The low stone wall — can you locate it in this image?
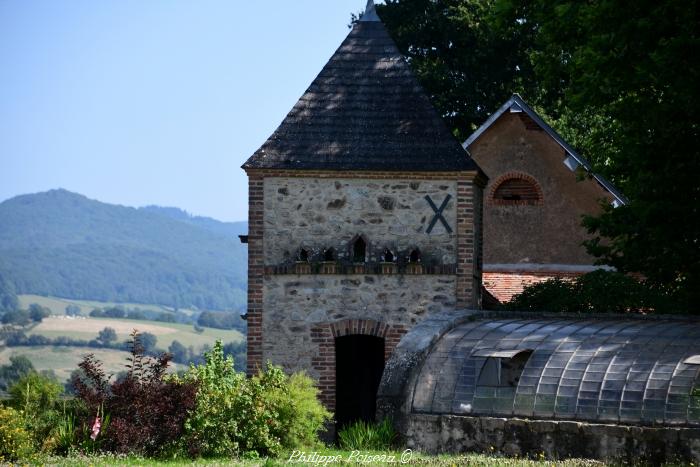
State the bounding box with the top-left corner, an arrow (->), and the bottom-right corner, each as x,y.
404,413 -> 700,464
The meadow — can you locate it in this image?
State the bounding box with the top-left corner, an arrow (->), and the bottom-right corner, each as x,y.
18,294 -> 198,317
3,295 -> 245,384
0,345 -> 150,382
28,315 -> 244,350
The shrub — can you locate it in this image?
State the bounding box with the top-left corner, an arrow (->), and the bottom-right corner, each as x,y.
504,270 -> 668,313
72,331 -> 197,456
338,418 -> 397,450
0,406 -> 34,462
178,342 -> 330,458
8,371 -> 63,451
263,372 -> 331,450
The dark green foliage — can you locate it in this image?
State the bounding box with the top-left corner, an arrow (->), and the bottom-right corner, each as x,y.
0,189 -> 247,310
197,310 -> 246,331
97,327 -> 117,345
139,332 -> 157,352
504,270 -> 668,313
168,340 -> 188,364
0,355 -> 35,391
1,309 -> 30,325
338,419 -> 398,451
28,303 -> 51,322
375,0 -> 535,139
64,304 -> 81,316
518,0 -> 699,312
103,307 -> 125,319
0,271 -> 19,312
71,331 -> 198,456
378,0 -> 698,312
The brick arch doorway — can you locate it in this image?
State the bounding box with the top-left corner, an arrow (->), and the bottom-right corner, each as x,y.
335,334 -> 385,431
310,319 -> 408,432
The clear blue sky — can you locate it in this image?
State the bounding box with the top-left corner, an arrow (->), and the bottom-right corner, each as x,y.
0,0 -> 370,222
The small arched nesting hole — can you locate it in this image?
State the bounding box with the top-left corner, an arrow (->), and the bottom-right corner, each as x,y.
323,247 -> 336,262
381,249 -> 395,263
298,248 -> 309,262
492,175 -> 542,205
409,248 -> 421,263
352,237 -> 367,263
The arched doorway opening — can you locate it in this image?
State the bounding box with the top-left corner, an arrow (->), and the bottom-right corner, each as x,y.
335,334 -> 385,431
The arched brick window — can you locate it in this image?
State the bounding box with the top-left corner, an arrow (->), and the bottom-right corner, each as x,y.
491,173 -> 543,205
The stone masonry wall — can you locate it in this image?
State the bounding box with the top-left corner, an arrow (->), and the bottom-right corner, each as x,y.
263,274 -> 456,408
404,414 -> 700,464
263,178 -> 457,265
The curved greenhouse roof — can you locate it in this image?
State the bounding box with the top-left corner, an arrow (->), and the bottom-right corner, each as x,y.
410,317 -> 700,426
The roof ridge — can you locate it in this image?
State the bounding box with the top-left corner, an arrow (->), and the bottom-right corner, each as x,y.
463,95 -> 627,206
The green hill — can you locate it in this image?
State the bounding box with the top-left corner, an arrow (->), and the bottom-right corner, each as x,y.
0,189 -> 248,311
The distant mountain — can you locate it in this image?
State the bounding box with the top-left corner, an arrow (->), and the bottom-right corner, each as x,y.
0,189 -> 248,311
140,206 -> 247,238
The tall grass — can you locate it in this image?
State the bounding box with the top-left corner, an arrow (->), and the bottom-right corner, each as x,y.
337,419 -> 396,450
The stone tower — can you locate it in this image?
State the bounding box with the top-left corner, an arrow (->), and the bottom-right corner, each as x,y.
241,0 -> 485,426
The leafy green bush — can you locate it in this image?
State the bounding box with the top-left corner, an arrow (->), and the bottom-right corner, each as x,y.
338,418 -> 397,450
503,270 -> 669,313
7,371 -> 64,452
177,341 -> 330,458
0,406 -> 34,462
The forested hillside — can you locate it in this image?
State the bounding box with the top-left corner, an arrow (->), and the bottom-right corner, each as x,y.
0,189 -> 247,310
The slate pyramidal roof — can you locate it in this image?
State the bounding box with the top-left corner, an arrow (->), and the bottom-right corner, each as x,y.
242,1 -> 480,173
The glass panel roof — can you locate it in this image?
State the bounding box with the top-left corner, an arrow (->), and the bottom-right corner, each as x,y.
410,318 -> 700,426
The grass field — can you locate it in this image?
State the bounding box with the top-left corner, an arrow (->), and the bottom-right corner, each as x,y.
18,294 -> 201,316
7,295 -> 245,384
37,450 -> 606,466
28,316 -> 244,350
0,345 -> 186,383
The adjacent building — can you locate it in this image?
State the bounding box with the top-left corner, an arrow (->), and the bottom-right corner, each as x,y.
464,95 -> 627,302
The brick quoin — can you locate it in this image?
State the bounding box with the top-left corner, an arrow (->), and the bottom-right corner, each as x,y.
246,175 -> 264,375
310,319 -> 408,411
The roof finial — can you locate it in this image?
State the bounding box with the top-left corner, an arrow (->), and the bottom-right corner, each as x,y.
359,0 -> 380,22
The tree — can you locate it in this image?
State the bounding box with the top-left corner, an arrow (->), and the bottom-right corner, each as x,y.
65,304 -> 81,316
1,309 -> 30,326
0,355 -> 35,391
0,272 -> 19,312
168,340 -> 188,364
378,0 -> 699,311
376,0 -> 536,139
103,306 -> 125,318
8,371 -> 63,414
28,303 -> 51,322
507,0 -> 700,310
139,332 -> 157,353
97,326 -> 118,346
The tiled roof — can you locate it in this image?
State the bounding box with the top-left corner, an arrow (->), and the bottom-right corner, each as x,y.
242,16 -> 479,172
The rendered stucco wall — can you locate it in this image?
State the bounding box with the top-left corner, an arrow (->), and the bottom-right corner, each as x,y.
468,113 -> 611,266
